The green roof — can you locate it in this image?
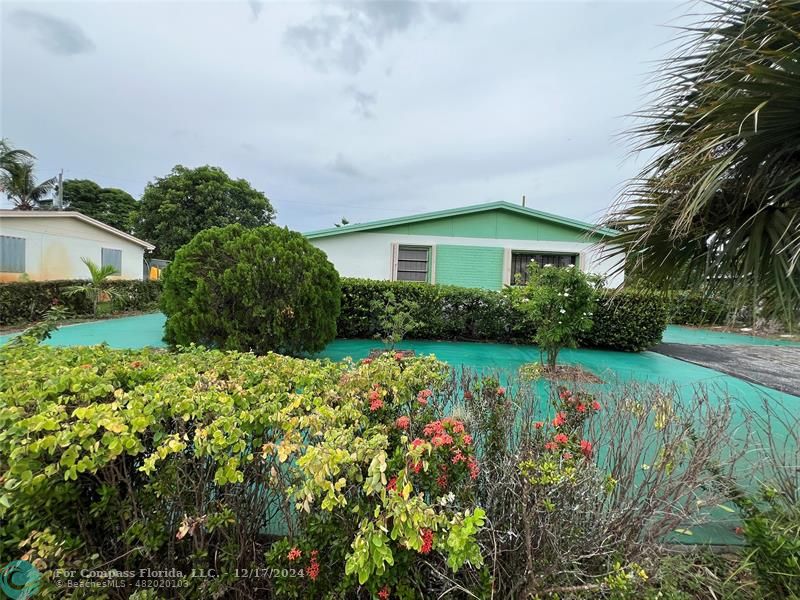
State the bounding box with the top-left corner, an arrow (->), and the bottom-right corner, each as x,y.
304,201 -> 618,239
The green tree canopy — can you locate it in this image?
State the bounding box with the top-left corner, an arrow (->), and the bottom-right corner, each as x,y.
607,0 -> 800,326
161,224 -> 340,355
61,179 -> 138,232
134,165 -> 275,259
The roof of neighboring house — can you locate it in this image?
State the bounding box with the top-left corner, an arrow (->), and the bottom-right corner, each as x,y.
0,210 -> 155,250
304,201 -> 618,239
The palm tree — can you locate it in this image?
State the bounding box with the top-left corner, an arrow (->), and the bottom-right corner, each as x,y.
607,0 -> 800,326
1,161 -> 57,210
64,258 -> 119,316
0,139 -> 34,193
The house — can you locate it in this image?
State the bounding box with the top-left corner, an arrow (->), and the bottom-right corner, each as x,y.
305,201 -> 622,289
0,211 -> 155,282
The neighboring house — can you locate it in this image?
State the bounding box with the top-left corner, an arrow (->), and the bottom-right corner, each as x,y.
306,201 -> 622,289
0,211 -> 154,282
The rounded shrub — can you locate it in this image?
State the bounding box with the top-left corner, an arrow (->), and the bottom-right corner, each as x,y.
161,224 -> 341,355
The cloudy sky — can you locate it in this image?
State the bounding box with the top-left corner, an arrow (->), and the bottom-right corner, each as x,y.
1,0 -> 688,231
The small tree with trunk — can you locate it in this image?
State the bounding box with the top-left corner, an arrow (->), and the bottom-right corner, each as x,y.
509,264 -> 598,369
64,258 -> 119,316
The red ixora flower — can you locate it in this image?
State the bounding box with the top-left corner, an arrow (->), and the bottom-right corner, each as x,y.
534,421 -> 544,429
580,440 -> 593,458
362,358 -> 373,365
370,397 -> 384,412
287,547 -> 302,561
559,388 -> 572,401
552,412 -> 567,427
308,550 -> 320,581
378,585 -> 390,599
369,389 -> 380,401
553,433 -> 569,445
395,415 -> 410,430
496,387 -> 506,397
576,403 -> 586,413
436,473 -> 448,489
387,476 -> 397,492
562,452 -> 573,460
419,528 -> 434,554
411,437 -> 425,448
467,456 -> 479,480
544,441 -> 557,451
410,460 -> 423,473
592,400 -> 601,411
394,352 -> 405,361
462,434 -> 473,446
431,433 -> 454,447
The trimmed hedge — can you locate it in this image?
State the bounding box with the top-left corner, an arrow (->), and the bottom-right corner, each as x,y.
668,292 -> 729,326
339,278 -> 668,352
0,279 -> 162,326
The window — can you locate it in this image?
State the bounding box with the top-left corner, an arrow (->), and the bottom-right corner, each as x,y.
511,252 -> 577,284
0,236 -> 25,273
396,246 -> 430,282
101,248 -> 122,274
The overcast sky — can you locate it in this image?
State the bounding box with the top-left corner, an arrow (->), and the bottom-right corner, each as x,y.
1,0 -> 688,231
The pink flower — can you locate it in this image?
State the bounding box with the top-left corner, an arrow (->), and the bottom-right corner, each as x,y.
369,389 -> 380,402
362,358 -> 373,365
553,433 -> 569,445
496,387 -> 506,397
580,439 -> 593,458
534,421 -> 544,429
394,352 -> 404,361
592,401 -> 601,411
559,389 -> 572,401
544,441 -> 557,451
431,433 -> 454,447
436,473 -> 448,489
308,550 -> 320,580
576,403 -> 586,413
467,456 -> 480,480
562,452 -> 573,460
387,476 -> 397,492
378,586 -> 390,600
287,547 -> 302,561
451,450 -> 465,464
552,412 -> 567,427
370,398 -> 384,412
410,461 -> 423,473
417,393 -> 429,406
411,437 -> 425,448
395,415 -> 410,430
462,434 -> 473,446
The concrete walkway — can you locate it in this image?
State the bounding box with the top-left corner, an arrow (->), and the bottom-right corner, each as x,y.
654,343 -> 800,397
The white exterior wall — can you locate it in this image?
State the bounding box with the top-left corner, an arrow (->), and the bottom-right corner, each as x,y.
311,232 -> 624,288
0,216 -> 146,281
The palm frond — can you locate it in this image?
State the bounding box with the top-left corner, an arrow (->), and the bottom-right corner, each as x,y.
608,0 -> 800,325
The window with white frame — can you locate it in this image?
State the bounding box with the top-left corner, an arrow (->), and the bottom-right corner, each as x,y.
396,246 -> 430,282
0,235 -> 25,273
101,248 -> 122,274
511,252 -> 577,284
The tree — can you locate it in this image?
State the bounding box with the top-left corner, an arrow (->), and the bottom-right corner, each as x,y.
607,0 -> 800,326
64,258 -> 120,316
1,161 -> 56,210
134,165 -> 275,259
161,224 -> 341,355
0,139 -> 33,182
61,179 -> 138,232
506,265 -> 597,369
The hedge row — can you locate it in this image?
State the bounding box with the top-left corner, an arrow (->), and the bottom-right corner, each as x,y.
338,278 -> 668,351
0,279 -> 162,326
668,292 -> 730,326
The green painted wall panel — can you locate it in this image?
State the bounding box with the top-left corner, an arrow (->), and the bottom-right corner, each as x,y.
435,245 -> 504,290
373,210 -> 597,242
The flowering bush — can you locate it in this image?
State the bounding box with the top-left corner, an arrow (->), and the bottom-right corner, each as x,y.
505,264 -> 599,368
264,354 -> 486,598
0,342 -> 485,599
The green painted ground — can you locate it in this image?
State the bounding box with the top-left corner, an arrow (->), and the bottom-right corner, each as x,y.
662,325 -> 799,346
3,312 -> 796,545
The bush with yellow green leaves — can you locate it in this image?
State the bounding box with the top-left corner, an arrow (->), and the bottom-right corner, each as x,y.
0,341 -> 484,599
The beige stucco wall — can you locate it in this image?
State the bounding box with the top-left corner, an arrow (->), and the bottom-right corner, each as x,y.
0,216 -> 146,281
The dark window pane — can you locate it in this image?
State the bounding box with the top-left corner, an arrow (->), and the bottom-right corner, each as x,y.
511,253 -> 577,284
